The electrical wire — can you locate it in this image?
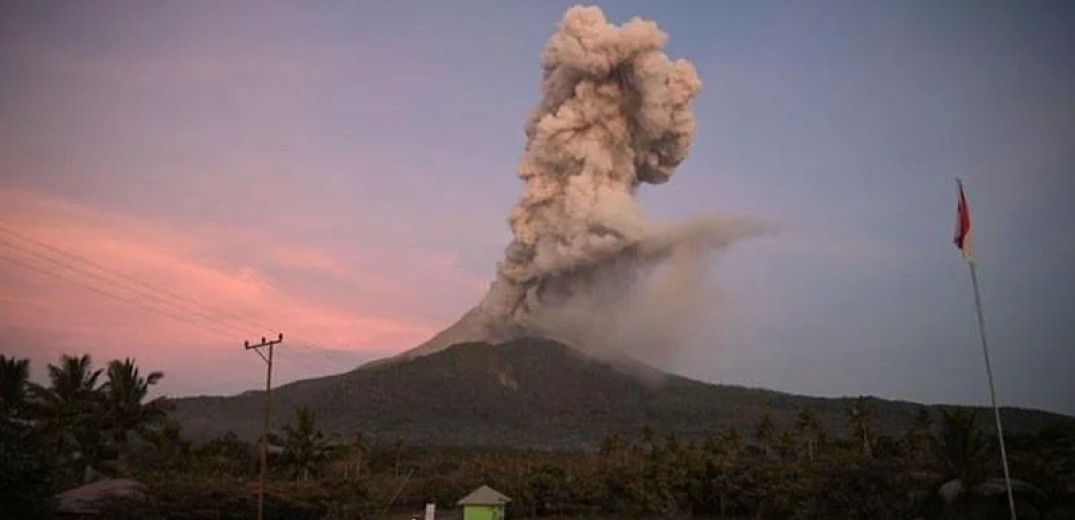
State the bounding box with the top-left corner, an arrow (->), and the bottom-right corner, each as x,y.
0,250 -> 241,341
0,236 -> 257,338
0,224 -> 379,372
0,224 -> 276,335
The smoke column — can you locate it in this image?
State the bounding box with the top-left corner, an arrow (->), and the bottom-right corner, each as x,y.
403,6 -> 769,361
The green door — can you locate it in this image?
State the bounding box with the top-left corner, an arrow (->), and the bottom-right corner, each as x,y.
463,505 -> 495,520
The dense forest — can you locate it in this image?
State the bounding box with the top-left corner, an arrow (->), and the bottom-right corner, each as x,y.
2,353 -> 1073,519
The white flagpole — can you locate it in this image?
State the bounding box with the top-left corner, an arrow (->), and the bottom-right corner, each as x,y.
959,179 -> 1017,520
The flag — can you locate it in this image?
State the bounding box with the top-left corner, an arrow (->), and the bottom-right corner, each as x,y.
955,179 -> 973,262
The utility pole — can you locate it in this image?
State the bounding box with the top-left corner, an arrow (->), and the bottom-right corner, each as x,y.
245,333 -> 283,520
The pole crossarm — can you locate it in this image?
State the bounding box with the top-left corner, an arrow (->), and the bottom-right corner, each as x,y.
245,334 -> 284,352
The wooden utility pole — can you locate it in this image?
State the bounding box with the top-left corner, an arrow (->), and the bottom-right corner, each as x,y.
245,333 -> 283,520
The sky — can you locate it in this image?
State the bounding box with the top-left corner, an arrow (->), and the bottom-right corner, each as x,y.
1,1 -> 1072,415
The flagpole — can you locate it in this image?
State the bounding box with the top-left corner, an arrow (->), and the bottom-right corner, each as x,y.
966,248 -> 1018,520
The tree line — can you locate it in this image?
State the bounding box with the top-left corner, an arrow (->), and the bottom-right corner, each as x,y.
2,353 -> 1073,519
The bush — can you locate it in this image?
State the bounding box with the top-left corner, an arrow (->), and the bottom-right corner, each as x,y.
95,473 -> 382,520
0,420 -> 56,519
810,459 -> 920,520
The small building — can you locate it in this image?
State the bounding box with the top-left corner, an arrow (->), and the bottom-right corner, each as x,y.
457,485 -> 510,520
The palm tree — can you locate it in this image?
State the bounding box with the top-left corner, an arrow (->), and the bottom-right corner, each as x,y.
754,413 -> 775,458
934,408 -> 990,486
906,406 -> 933,463
795,408 -> 823,462
846,396 -> 874,458
640,425 -> 656,453
281,406 -> 331,481
776,430 -> 798,462
600,433 -> 633,469
718,426 -> 744,460
103,358 -> 171,446
343,431 -> 367,479
31,354 -> 104,416
600,433 -> 624,458
713,427 -> 744,520
140,418 -> 187,469
0,355 -> 31,420
29,354 -> 106,482
923,408 -> 1047,515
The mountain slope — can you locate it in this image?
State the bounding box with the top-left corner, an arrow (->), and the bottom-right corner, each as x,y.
172,338 -> 1073,448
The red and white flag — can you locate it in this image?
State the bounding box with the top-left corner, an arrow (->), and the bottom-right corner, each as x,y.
954,179 -> 974,262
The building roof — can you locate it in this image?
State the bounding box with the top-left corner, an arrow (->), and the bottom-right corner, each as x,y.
457,485 -> 511,506
56,478 -> 144,514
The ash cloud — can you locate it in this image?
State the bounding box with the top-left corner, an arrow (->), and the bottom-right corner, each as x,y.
520,215 -> 770,367
405,6 -> 770,363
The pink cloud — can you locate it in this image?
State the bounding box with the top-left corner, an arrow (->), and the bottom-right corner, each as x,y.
271,244 -> 351,277
0,189 -> 482,363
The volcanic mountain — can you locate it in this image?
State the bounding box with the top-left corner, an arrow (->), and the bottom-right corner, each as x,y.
172,338 -> 1073,447
173,7 -> 1075,447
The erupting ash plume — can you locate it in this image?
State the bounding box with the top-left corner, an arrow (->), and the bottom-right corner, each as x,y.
403,6 -> 769,362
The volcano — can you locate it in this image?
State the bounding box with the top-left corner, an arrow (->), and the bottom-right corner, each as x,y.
172,6 -> 1075,447
171,338 -> 1073,447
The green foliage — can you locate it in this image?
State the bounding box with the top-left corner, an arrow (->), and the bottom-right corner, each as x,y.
280,406 -> 334,481
104,358 -> 172,446
29,354 -> 109,484
935,408 -> 991,485
0,419 -> 56,519
7,348 -> 1075,519
95,475 -> 365,520
129,418 -> 190,473
189,432 -> 254,476
754,412 -> 775,456
811,458 -> 921,519
0,354 -> 31,419
847,395 -> 876,458
5,353 -> 175,493
796,407 -> 822,462
905,405 -> 935,463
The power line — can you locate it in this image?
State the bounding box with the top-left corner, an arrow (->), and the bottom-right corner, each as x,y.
0,223 -> 293,339
0,227 -> 388,370
0,237 -> 257,338
0,224 -> 276,335
0,227 -> 371,386
0,223 -> 276,332
0,251 -> 241,342
0,231 -> 263,337
0,237 -> 372,376
0,234 -> 262,337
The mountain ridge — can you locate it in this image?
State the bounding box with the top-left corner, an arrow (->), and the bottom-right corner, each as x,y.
172,338 -> 1074,448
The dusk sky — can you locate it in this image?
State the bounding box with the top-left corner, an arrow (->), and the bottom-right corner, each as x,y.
1,1 -> 1072,415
